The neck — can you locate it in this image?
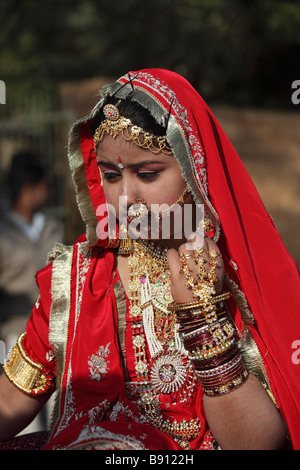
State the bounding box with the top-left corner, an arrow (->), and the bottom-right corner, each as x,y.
12,202 -> 34,224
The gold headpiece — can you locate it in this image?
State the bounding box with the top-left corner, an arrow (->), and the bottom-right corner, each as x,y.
94,102 -> 172,155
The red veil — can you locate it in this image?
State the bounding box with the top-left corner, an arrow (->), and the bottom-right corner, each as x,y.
69,68 -> 300,448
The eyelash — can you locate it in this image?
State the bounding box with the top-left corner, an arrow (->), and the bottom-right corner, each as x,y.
102,172 -> 120,180
102,171 -> 159,181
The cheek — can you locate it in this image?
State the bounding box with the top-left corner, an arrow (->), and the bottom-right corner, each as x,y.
102,185 -> 119,213
152,174 -> 186,206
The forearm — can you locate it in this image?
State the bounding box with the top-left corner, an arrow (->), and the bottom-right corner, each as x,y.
203,373 -> 287,450
0,373 -> 49,442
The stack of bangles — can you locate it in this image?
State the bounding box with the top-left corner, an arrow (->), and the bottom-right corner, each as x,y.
168,249 -> 249,397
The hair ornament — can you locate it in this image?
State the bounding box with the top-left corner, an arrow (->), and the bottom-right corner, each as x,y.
94,101 -> 172,156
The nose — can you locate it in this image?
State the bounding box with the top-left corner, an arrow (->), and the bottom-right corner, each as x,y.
118,176 -> 140,209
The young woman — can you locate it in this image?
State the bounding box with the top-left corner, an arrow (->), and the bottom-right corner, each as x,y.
0,69 -> 299,450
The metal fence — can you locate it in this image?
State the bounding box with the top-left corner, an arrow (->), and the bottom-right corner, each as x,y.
0,92 -> 75,221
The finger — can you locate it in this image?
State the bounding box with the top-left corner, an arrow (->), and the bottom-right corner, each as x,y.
166,247 -> 187,283
178,243 -> 199,279
184,231 -> 205,252
166,248 -> 195,303
206,238 -> 225,293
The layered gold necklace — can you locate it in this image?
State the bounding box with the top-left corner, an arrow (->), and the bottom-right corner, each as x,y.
128,239 -> 175,390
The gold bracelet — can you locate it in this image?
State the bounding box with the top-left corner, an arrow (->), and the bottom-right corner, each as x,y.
168,291 -> 230,312
3,332 -> 55,396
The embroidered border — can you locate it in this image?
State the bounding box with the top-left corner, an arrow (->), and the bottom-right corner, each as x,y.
50,242 -> 92,437
48,243 -> 74,435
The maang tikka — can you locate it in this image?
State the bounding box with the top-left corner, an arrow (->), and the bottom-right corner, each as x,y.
93,101 -> 172,155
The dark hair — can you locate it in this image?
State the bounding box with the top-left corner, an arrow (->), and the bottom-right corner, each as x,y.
6,150 -> 46,203
91,96 -> 166,137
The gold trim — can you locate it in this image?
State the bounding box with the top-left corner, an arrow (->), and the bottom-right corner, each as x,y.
240,327 -> 278,407
68,122 -> 99,247
48,243 -> 74,433
113,279 -> 128,378
224,274 -> 254,325
3,333 -> 53,396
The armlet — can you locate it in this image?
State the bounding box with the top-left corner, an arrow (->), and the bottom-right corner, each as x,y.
3,332 -> 55,396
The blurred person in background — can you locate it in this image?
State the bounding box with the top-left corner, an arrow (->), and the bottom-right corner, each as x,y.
0,150 -> 64,352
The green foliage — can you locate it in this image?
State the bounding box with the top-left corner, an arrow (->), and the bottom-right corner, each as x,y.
0,0 -> 299,107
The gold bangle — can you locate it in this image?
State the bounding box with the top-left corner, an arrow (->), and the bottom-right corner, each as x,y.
168,292 -> 230,312
3,332 -> 55,396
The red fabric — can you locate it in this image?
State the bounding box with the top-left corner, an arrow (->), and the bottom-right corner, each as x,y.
24,263 -> 55,372
81,124 -> 119,248
77,69 -> 300,447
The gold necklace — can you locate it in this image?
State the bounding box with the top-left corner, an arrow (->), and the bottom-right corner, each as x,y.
128,240 -> 171,392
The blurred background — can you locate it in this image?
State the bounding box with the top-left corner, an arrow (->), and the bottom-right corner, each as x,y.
0,0 -> 299,262
0,0 -> 299,435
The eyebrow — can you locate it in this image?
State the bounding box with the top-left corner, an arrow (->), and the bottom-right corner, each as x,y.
97,160 -> 166,169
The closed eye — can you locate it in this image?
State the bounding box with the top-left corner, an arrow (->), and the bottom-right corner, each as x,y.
138,171 -> 159,181
101,171 -> 121,180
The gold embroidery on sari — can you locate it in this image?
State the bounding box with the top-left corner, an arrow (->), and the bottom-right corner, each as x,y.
239,327 -> 278,407
48,243 -> 74,434
113,279 -> 127,373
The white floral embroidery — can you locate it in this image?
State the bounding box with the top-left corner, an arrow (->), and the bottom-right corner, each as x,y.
35,296 -> 40,309
88,399 -> 111,424
68,424 -> 147,450
46,350 -> 55,362
88,343 -> 111,381
57,364 -> 77,433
